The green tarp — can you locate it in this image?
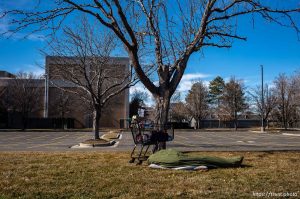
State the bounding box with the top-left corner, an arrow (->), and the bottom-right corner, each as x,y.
148,149 -> 243,168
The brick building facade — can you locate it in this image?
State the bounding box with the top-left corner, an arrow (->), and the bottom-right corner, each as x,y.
0,56 -> 130,129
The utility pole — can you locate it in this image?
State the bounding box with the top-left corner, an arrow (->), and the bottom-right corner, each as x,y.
261,65 -> 264,132
44,73 -> 48,118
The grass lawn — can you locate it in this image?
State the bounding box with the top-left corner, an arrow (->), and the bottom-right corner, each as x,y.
0,151 -> 299,199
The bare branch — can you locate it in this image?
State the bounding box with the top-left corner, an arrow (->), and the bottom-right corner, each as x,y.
206,32 -> 247,41
202,43 -> 232,48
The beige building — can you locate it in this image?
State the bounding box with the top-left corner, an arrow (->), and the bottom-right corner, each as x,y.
45,56 -> 130,128
0,71 -> 45,128
0,56 -> 130,129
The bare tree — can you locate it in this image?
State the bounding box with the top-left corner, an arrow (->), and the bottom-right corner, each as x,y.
294,71 -> 300,127
47,18 -> 137,139
186,81 -> 210,129
5,72 -> 43,130
220,77 -> 247,130
0,0 -> 300,147
169,91 -> 189,122
2,0 -> 300,147
169,102 -> 189,123
273,73 -> 298,129
49,89 -> 75,129
249,84 -> 277,130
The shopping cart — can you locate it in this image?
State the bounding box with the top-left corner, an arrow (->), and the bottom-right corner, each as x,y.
129,120 -> 174,165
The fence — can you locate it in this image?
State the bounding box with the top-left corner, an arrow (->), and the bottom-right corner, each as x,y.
2,116 -> 75,129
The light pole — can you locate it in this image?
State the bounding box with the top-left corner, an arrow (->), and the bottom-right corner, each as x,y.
261,65 -> 264,132
44,72 -> 48,118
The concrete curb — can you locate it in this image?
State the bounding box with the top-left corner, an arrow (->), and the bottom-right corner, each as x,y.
70,131 -> 122,149
70,140 -> 118,149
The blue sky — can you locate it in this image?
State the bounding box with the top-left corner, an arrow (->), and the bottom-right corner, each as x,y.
1,1 -> 300,103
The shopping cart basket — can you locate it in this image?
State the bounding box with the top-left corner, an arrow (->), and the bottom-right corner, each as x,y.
129,121 -> 174,165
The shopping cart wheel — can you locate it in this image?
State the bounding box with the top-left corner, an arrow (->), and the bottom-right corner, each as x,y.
136,160 -> 143,165
129,158 -> 135,163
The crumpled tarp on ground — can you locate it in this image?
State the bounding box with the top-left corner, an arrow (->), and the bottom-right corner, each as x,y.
147,149 -> 243,170
149,163 -> 208,171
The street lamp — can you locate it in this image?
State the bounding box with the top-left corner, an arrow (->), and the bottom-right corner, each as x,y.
43,72 -> 48,118
261,65 -> 264,132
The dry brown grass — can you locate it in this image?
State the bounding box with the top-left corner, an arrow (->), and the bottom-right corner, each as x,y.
0,151 -> 299,199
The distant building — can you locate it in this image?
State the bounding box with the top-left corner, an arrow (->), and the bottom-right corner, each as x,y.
0,71 -> 16,78
0,56 -> 130,129
0,72 -> 44,128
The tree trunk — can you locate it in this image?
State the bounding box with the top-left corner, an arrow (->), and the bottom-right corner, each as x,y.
154,95 -> 171,151
93,110 -> 101,140
233,117 -> 238,131
263,119 -> 266,131
21,114 -> 28,131
154,96 -> 170,129
284,114 -> 288,130
62,111 -> 65,130
234,111 -> 238,131
234,120 -> 237,131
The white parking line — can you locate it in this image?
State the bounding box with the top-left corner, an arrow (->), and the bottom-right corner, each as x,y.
282,133 -> 300,137
50,135 -> 70,141
75,134 -> 92,140
25,134 -> 50,141
3,135 -> 30,140
175,135 -> 189,140
26,140 -> 65,149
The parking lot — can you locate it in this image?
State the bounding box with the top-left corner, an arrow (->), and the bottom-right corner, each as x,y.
0,130 -> 299,152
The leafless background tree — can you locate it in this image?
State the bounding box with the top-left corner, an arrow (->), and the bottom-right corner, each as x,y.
294,71 -> 300,127
185,81 -> 210,129
249,84 -> 277,130
49,89 -> 76,129
4,72 -> 43,130
273,73 -> 298,129
169,102 -> 189,123
2,1 -> 299,131
169,91 -> 188,123
46,17 -> 138,139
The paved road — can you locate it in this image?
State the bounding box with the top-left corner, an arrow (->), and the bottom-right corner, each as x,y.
0,130 -> 299,152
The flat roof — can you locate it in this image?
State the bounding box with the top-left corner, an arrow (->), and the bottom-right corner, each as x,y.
0,71 -> 16,78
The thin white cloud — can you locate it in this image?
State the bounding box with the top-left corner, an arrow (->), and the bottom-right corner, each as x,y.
177,80 -> 194,93
13,64 -> 45,77
181,73 -> 210,81
224,76 -> 231,83
0,10 -> 9,34
130,72 -> 211,105
0,8 -> 45,41
177,73 -> 210,93
130,83 -> 155,106
268,83 -> 275,89
5,33 -> 45,42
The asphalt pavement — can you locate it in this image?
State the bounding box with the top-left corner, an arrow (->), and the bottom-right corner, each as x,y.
0,130 -> 299,152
